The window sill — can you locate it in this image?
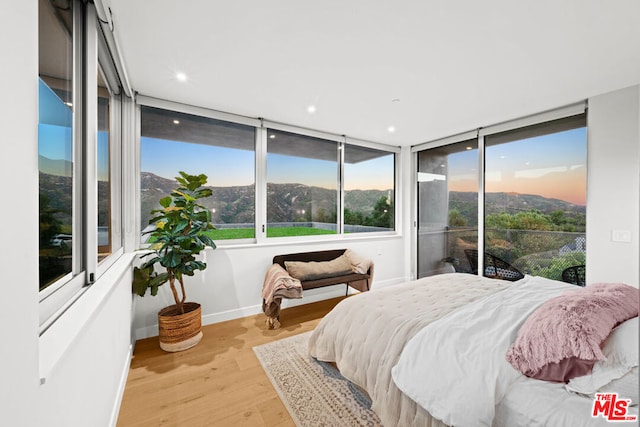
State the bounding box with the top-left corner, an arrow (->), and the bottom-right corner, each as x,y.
214,232 -> 402,250
39,252 -> 136,384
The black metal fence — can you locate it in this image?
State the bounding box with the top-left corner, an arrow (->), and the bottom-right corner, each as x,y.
442,227 -> 586,281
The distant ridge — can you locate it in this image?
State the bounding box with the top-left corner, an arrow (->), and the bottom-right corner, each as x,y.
39,155 -> 72,177
140,171 -> 584,230
140,172 -> 391,229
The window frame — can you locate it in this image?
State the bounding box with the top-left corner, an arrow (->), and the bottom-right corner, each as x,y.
264,125 -> 341,241
137,96 -> 261,246
411,102 -> 587,278
136,98 -> 401,245
342,140 -> 398,236
39,1 -> 124,332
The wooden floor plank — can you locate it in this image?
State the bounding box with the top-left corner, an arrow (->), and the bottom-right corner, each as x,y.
117,297 -> 344,426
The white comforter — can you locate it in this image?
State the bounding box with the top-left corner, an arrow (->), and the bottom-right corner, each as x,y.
391,275 -> 588,427
309,273 -> 512,426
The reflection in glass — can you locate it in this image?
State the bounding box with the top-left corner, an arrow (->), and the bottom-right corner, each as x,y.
344,145 -> 395,233
140,106 -> 256,240
38,0 -> 74,290
266,129 -> 338,237
97,69 -> 111,261
417,140 -> 478,278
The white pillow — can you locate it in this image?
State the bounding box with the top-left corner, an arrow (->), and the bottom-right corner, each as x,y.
344,249 -> 371,274
566,317 -> 638,401
598,366 -> 638,406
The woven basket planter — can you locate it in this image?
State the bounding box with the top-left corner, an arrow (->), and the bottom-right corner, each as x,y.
158,302 -> 203,352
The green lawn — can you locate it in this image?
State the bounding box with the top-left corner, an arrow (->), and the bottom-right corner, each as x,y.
202,226 -> 336,240
204,228 -> 254,240
267,227 -> 336,238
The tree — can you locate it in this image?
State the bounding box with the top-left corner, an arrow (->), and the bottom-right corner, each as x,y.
344,208 -> 365,225
367,196 -> 394,228
448,208 -> 467,227
39,193 -> 62,247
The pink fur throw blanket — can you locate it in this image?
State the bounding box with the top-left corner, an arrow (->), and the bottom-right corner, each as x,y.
506,282 -> 639,382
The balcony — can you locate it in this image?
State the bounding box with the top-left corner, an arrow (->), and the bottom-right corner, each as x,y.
419,227 -> 586,281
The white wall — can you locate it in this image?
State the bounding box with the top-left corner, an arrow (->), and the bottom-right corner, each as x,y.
1,1 -> 39,425
587,85 -> 640,286
38,259 -> 134,426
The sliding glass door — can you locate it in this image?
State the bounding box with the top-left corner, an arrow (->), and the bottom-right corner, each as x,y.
416,112 -> 587,283
417,139 -> 478,278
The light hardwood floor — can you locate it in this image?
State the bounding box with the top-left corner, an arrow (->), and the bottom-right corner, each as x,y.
116,297 -> 345,427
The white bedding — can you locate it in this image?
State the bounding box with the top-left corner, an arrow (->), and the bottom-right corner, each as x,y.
391,275 -> 580,426
496,375 -> 638,427
309,273 -> 511,426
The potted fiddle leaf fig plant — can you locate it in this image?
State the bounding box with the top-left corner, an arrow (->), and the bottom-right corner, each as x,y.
132,171 -> 216,352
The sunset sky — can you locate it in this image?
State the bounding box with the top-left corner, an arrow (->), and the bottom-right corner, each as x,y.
42,69 -> 585,206
448,127 -> 587,206
141,137 -> 395,191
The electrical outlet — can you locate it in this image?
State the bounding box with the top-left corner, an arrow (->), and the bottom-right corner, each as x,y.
611,230 -> 632,243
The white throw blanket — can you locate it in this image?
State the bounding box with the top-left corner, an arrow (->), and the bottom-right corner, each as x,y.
391,275 -> 579,427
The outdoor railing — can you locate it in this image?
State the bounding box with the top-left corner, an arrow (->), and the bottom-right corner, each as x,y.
422,227 -> 586,282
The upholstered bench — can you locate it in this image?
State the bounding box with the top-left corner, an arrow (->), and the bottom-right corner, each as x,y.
273,249 -> 373,295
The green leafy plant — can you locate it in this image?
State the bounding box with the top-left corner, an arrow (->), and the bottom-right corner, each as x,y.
132,172 -> 216,314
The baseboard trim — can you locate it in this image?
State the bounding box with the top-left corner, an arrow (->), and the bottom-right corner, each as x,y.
109,343 -> 133,427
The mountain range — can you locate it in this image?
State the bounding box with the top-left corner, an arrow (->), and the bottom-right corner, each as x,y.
39,170 -> 585,230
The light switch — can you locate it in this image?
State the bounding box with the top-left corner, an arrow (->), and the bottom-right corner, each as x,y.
611,230 -> 632,243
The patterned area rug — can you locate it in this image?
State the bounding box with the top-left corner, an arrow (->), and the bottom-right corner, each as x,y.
253,331 -> 382,427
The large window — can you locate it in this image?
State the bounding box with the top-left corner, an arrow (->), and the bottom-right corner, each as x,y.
416,111 -> 587,282
38,0 -> 75,291
484,116 -> 587,281
138,108 -> 398,242
140,106 -> 256,240
266,129 -> 338,238
39,0 -> 123,328
344,145 -> 395,233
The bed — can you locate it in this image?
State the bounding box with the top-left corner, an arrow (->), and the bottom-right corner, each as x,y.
308,273 -> 639,426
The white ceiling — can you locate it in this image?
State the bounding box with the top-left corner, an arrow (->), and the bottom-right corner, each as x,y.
104,0 -> 640,146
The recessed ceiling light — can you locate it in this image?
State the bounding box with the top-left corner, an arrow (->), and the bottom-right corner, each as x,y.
175,72 -> 188,82
466,146 -> 472,150
64,101 -> 73,107
307,105 -> 316,114
173,119 -> 180,124
269,134 -> 276,139
387,126 -> 396,133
